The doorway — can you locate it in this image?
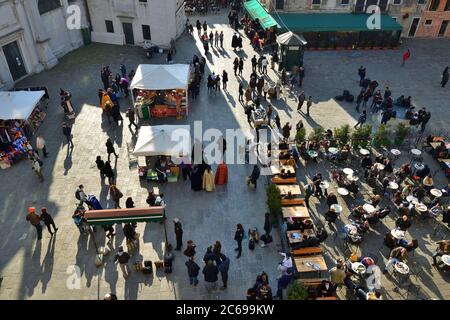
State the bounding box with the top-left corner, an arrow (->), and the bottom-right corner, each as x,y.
408,18 -> 420,37
2,41 -> 27,81
438,20 -> 449,37
122,22 -> 135,45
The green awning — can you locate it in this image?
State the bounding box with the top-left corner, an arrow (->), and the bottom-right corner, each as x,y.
274,13 -> 402,33
244,0 -> 280,30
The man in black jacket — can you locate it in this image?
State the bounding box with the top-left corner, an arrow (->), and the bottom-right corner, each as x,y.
173,218 -> 183,250
218,255 -> 230,289
114,246 -> 130,278
185,256 -> 200,286
40,207 -> 58,235
395,215 -> 411,231
203,260 -> 219,293
62,122 -> 73,148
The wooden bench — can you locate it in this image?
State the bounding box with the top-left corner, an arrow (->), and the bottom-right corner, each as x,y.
298,279 -> 337,300
316,296 -> 337,300
291,247 -> 322,256
281,198 -> 305,206
85,207 -> 165,225
272,176 -> 297,184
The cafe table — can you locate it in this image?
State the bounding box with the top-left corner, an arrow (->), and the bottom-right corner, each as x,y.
388,181 -> 399,190
347,175 -> 359,182
286,229 -> 315,244
282,206 -> 310,219
351,262 -> 367,275
328,147 -> 338,155
330,204 -> 343,213
373,163 -> 385,171
430,188 -> 443,198
294,255 -> 328,274
307,150 -> 318,159
394,262 -> 410,285
343,168 -> 354,175
360,148 -> 370,156
391,228 -> 406,240
414,163 -> 425,171
277,185 -> 302,197
411,149 -> 422,156
391,149 -> 401,156
406,195 -> 419,204
441,255 -> 450,266
338,187 -> 349,196
363,203 -> 376,214
415,203 -> 428,213
320,181 -> 330,189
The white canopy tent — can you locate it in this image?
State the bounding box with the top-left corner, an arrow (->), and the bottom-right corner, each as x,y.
0,91 -> 45,120
133,125 -> 191,160
130,64 -> 190,91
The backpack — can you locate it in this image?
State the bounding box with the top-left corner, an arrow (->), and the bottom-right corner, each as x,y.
75,190 -> 81,200
248,238 -> 255,250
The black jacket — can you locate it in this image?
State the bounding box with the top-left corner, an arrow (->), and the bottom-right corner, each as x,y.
234,228 -> 244,242
106,140 -> 115,153
203,264 -> 219,282
40,212 -> 54,224
185,260 -> 200,277
115,252 -> 130,264
62,126 -> 71,137
174,222 -> 183,238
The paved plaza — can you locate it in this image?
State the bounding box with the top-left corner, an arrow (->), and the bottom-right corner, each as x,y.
0,12 -> 449,300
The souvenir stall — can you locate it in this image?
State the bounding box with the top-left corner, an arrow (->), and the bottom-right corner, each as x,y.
132,125 -> 191,182
0,90 -> 46,169
130,64 -> 192,119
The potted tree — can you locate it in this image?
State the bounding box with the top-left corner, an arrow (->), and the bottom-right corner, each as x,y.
351,124 -> 372,149
372,124 -> 392,148
287,281 -> 309,300
394,122 -> 410,145
266,184 -> 281,225
308,127 -> 324,145
334,124 -> 351,148
295,127 -> 306,146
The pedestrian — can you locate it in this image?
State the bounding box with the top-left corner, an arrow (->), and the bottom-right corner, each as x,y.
218,254 -> 230,289
257,56 -> 263,73
184,240 -> 197,258
263,81 -> 269,100
102,161 -> 115,185
297,91 -> 305,112
36,135 -> 48,158
114,246 -> 131,278
120,64 -> 127,78
203,260 -> 219,292
402,48 -> 410,66
355,89 -> 364,113
231,33 -> 238,51
256,77 -> 264,97
238,80 -> 244,102
234,223 -> 245,259
167,50 -> 173,64
304,182 -> 315,208
203,21 -> 207,33
261,213 -> 272,248
95,155 -> 105,180
214,30 -> 219,47
358,66 -> 366,86
276,270 -> 293,299
62,122 -> 74,148
219,31 -> 224,47
26,207 -> 42,240
75,184 -> 87,205
245,104 -> 255,126
174,218 -> 183,250
109,184 -> 123,208
251,55 -> 257,73
120,77 -> 129,97
110,103 -> 123,126
262,56 -> 269,74
298,66 -> 305,87
209,31 -> 214,46
196,20 -> 201,36
248,165 -> 260,189
203,39 -> 209,55
306,96 -> 313,116
282,123 -> 292,142
222,70 -> 228,90
354,110 -> 367,128
185,256 -> 200,286
40,207 -> 58,235
274,114 -> 281,130
441,66 -> 449,88
420,110 -> 431,133
238,58 -> 244,76
106,138 -> 118,161
266,104 -> 273,124
244,87 -> 252,106
127,107 -> 138,130
233,57 -> 239,76
31,157 -> 44,182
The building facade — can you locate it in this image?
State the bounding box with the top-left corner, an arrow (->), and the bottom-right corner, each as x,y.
262,0 -> 438,37
86,0 -> 186,47
413,0 -> 450,37
0,0 -> 89,90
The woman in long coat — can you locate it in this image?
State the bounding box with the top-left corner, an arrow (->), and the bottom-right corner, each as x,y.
215,162 -> 228,185
202,166 -> 215,192
191,165 -> 204,191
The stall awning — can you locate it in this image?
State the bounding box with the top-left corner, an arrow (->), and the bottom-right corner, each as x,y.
277,31 -> 308,46
244,0 -> 280,30
274,13 -> 402,33
133,125 -> 191,157
130,64 -> 190,91
0,90 -> 45,120
85,207 -> 165,225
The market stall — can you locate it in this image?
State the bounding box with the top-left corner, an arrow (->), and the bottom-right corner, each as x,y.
130,64 -> 192,119
0,90 -> 47,169
133,125 -> 191,182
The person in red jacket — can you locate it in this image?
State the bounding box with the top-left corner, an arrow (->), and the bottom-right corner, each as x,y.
402,49 -> 410,66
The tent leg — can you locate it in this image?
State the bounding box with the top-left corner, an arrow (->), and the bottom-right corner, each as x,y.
163,210 -> 169,254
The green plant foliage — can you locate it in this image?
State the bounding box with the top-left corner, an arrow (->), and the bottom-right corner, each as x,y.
308,127 -> 324,144
373,124 -> 391,148
351,124 -> 372,149
287,281 -> 309,300
334,124 -> 351,147
295,127 -> 306,145
266,184 -> 281,217
395,122 -> 410,145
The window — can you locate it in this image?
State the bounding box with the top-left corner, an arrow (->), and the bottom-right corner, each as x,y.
139,0 -> 148,2
38,0 -> 61,14
393,0 -> 402,5
418,0 -> 426,4
429,0 -> 440,10
105,20 -> 114,33
425,19 -> 433,25
142,25 -> 151,40
379,0 -> 389,11
445,0 -> 450,10
392,17 -> 397,21
312,0 -> 321,5
275,0 -> 284,9
341,0 -> 349,4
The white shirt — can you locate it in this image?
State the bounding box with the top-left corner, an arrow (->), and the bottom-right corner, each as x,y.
280,252 -> 293,268
36,136 -> 45,149
262,58 -> 268,66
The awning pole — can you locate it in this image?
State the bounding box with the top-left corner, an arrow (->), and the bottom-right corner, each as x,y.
163,209 -> 169,254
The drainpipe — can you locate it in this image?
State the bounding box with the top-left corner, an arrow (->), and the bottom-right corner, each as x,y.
83,0 -> 93,31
